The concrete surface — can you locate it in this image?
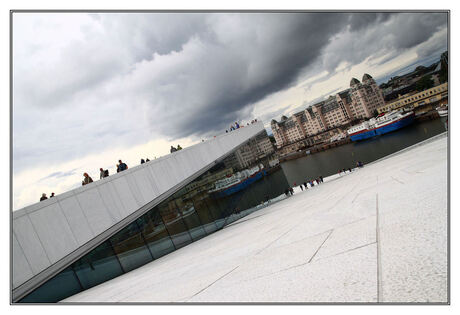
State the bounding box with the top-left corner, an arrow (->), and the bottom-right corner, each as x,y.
12,122 -> 264,291
63,134 -> 448,303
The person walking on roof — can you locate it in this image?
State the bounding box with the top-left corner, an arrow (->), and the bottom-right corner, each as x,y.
50,192 -> 55,198
82,173 -> 93,186
100,168 -> 109,179
118,160 -> 128,172
40,193 -> 47,201
177,144 -> 182,150
170,146 -> 177,153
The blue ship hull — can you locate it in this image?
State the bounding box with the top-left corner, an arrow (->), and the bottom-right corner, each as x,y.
374,114 -> 414,135
350,113 -> 414,142
213,170 -> 267,198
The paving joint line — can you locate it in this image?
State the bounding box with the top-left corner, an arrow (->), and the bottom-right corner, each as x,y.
390,176 -> 405,185
308,229 -> 333,263
186,265 -> 240,301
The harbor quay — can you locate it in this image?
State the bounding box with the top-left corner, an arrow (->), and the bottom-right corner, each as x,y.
63,133 -> 448,303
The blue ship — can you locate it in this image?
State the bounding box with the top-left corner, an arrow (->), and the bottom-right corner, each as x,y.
348,111 -> 415,142
210,166 -> 267,198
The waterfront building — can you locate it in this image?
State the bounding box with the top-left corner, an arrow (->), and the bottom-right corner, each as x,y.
223,132 -> 275,170
13,122 -> 288,303
271,74 -> 385,150
349,74 -> 386,119
271,115 -> 305,149
377,82 -> 448,114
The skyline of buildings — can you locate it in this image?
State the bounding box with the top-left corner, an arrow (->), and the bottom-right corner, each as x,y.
271,73 -> 385,149
269,51 -> 448,151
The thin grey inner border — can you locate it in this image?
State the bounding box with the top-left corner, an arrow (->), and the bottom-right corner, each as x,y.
9,9 -> 450,305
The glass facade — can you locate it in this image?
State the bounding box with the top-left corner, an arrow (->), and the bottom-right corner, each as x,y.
18,131 -> 289,303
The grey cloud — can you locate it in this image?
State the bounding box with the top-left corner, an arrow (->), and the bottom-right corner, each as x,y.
348,12 -> 393,31
39,168 -> 78,181
13,12 -> 448,174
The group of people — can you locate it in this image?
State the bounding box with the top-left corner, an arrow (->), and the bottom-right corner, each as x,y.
170,144 -> 183,153
338,161 -> 364,176
300,176 -> 324,190
84,160 -> 129,185
284,176 -> 324,197
140,158 -> 150,164
40,155 -> 162,200
226,119 -> 259,133
39,192 -> 55,201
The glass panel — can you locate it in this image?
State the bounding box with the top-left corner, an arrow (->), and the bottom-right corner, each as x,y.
19,266 -> 81,303
137,208 -> 175,259
72,240 -> 123,290
173,195 -> 207,241
192,197 -> 218,234
18,129 -> 286,302
109,221 -> 153,272
159,199 -> 192,249
205,197 -> 226,229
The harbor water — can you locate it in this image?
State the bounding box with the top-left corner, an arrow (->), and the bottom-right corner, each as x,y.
280,117 -> 448,186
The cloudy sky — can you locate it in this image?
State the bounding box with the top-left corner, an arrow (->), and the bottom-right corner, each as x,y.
12,12 -> 448,210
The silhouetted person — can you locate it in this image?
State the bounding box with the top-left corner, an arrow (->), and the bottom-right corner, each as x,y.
100,168 -> 109,179
170,146 -> 177,153
118,160 -> 128,172
40,193 -> 47,201
300,184 -> 304,191
146,158 -> 150,162
50,192 -> 55,198
141,159 -> 145,164
177,144 -> 182,150
82,173 -> 93,186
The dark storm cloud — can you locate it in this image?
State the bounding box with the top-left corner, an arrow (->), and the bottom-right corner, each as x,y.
348,12 -> 393,31
13,12 -> 448,173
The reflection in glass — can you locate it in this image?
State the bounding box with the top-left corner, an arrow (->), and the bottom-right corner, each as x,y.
17,130 -> 289,303
171,194 -> 207,240
192,197 -> 218,234
137,209 -> 175,259
159,200 -> 192,249
109,222 -> 153,272
72,240 -> 123,289
19,267 -> 82,303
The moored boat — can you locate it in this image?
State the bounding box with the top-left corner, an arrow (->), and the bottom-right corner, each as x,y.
347,110 -> 415,141
436,105 -> 448,117
209,164 -> 266,197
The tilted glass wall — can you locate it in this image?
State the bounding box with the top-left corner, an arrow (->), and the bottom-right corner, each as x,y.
19,132 -> 290,303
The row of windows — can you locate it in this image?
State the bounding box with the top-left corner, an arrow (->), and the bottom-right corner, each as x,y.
19,142 -> 289,303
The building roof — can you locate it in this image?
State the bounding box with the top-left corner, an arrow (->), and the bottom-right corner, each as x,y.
362,73 -> 373,82
350,78 -> 360,86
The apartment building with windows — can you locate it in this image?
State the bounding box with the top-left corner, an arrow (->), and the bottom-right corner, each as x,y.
271,73 -> 385,149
